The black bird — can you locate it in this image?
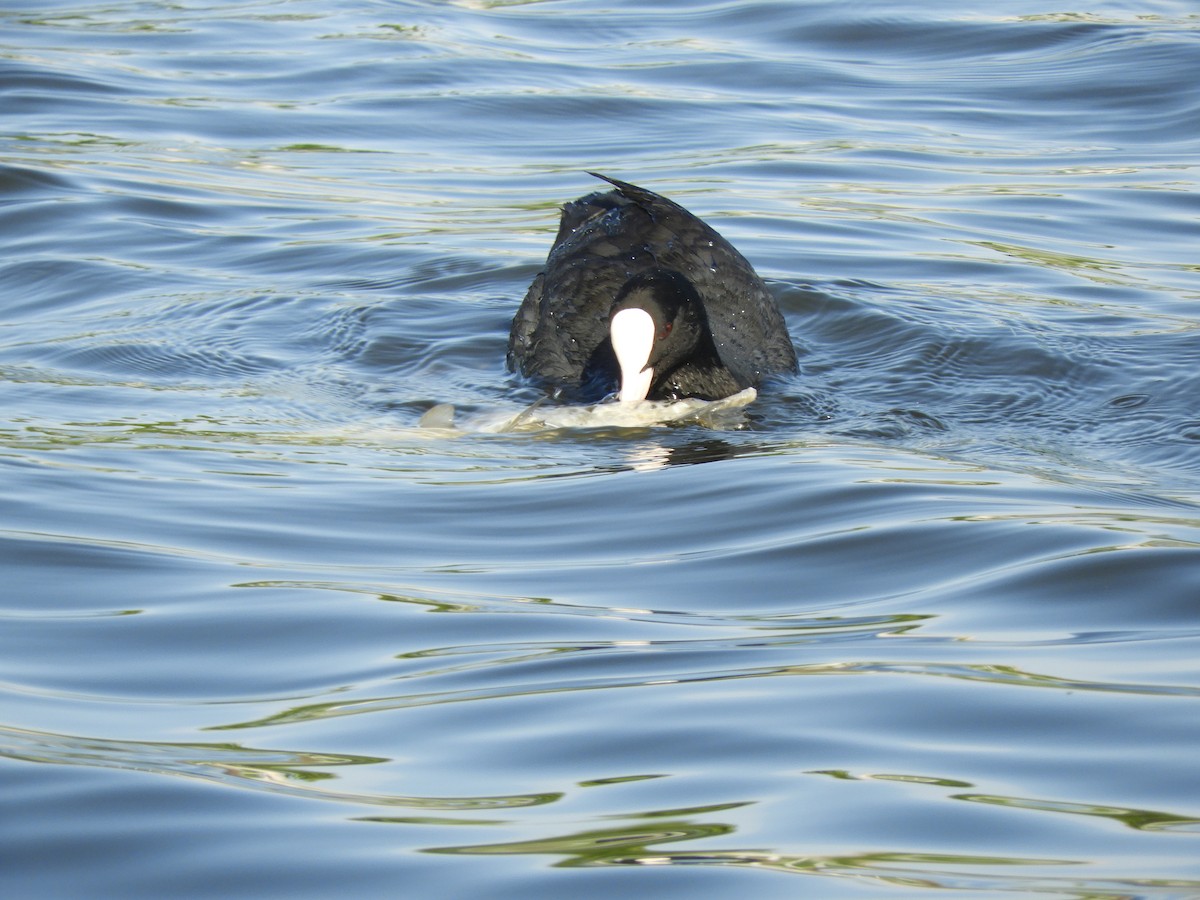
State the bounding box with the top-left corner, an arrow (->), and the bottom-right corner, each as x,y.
507,174 -> 797,404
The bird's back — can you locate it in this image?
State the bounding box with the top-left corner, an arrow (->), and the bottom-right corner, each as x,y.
507,176 -> 797,392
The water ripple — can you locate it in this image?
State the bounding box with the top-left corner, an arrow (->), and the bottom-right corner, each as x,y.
5,0 -> 1200,895
0,725 -> 556,811
208,652 -> 1200,733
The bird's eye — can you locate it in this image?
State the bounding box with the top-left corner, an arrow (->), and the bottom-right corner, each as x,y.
661,322 -> 673,338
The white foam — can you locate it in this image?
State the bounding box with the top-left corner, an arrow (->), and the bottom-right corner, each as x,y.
250,389 -> 758,449
462,387 -> 758,433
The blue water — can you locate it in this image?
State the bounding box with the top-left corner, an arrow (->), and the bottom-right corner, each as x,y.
3,1 -> 1200,896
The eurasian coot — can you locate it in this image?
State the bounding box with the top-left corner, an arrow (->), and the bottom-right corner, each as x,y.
507,174 -> 797,403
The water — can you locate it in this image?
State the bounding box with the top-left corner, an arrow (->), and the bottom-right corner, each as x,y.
3,1 -> 1200,896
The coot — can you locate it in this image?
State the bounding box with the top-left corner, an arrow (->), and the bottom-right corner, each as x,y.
507,174 -> 797,403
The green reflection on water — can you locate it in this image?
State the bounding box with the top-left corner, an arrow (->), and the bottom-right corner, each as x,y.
423,816 -> 1200,896
968,241 -> 1130,284
810,769 -> 974,788
0,725 -> 560,810
211,655 -> 1200,733
427,819 -> 736,865
957,793 -> 1200,834
422,817 -> 1097,893
577,773 -> 667,787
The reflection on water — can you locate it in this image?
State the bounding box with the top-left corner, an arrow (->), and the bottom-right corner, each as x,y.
426,824 -> 1200,899
951,793 -> 1200,835
1,725 -> 559,810
11,717 -> 1200,893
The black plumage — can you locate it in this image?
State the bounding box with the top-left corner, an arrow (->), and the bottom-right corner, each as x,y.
507,174 -> 798,402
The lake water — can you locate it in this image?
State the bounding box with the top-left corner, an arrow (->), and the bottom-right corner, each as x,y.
3,1 -> 1200,896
